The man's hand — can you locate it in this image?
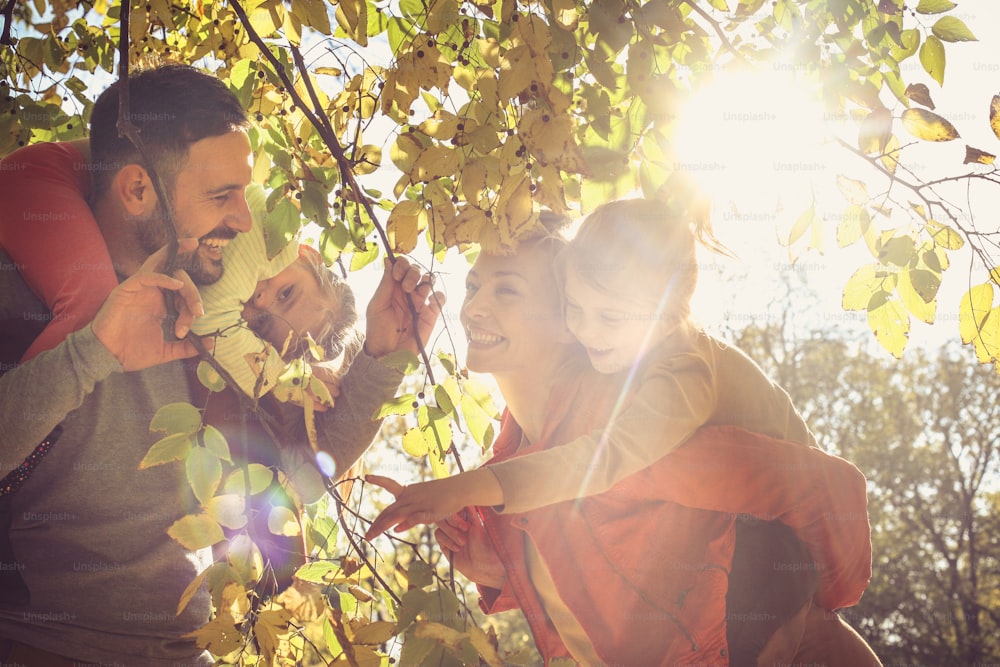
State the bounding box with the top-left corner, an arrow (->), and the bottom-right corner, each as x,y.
435,510 -> 507,590
363,257 -> 445,359
93,239 -> 206,371
364,468 -> 504,540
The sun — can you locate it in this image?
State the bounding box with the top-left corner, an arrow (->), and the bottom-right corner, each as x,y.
673,64 -> 835,255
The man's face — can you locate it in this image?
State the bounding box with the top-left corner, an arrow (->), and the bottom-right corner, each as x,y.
138,130 -> 254,285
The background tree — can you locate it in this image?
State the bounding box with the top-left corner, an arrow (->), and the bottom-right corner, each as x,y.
719,269 -> 1000,667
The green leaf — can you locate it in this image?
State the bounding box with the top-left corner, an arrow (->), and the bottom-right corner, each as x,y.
264,198 -> 301,260
396,588 -> 432,631
167,513 -> 225,550
375,393 -> 417,419
867,293 -> 910,358
202,425 -> 232,463
222,464 -> 274,496
187,446 -> 222,505
228,534 -> 264,583
139,433 -> 194,469
931,15 -> 976,42
150,402 -> 202,435
901,108 -> 959,141
919,35 -> 945,85
915,0 -> 955,12
350,242 -> 379,271
196,360 -> 227,393
294,560 -> 339,584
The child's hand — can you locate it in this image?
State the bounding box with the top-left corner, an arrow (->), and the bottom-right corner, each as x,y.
363,469 -> 504,540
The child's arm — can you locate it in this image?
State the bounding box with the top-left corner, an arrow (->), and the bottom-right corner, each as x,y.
364,468 -> 502,539
488,349 -> 715,513
0,142 -> 118,361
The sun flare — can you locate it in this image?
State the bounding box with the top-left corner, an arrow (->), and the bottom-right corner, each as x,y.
673,65 -> 834,254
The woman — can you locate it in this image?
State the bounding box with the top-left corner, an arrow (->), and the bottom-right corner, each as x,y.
369,234 -> 882,666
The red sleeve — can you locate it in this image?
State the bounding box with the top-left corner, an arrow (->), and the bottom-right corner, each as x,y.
0,142 -> 118,361
640,425 -> 873,610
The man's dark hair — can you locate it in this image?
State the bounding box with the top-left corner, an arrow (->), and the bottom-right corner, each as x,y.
89,64 -> 249,197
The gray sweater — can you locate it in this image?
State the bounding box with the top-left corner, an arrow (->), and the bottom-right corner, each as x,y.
0,258 -> 402,665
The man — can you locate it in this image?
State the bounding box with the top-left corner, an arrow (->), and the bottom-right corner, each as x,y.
0,65 -> 433,665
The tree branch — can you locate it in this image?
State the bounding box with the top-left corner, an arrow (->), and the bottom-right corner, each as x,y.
229,0 -> 437,387
0,0 -> 15,46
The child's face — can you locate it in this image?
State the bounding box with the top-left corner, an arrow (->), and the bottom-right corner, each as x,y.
563,265 -> 666,374
242,256 -> 333,357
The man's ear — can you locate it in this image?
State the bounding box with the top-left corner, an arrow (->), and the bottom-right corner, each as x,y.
113,164 -> 158,217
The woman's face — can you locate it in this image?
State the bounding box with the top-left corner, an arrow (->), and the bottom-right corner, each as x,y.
460,243 -> 569,376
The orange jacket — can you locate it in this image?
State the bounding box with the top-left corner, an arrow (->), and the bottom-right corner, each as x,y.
476,371 -> 872,666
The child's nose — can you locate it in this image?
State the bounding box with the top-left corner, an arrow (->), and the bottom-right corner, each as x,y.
252,281 -> 273,308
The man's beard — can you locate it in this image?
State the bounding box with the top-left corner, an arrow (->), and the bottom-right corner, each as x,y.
136,204 -> 236,286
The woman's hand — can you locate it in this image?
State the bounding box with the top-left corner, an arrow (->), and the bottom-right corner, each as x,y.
363,469 -> 504,540
435,511 -> 507,590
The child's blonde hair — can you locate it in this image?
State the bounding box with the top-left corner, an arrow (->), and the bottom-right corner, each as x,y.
565,198 -> 724,330
297,250 -> 363,371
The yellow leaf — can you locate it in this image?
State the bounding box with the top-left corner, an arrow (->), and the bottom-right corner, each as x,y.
901,108 -> 960,142
975,308 -> 1000,364
843,264 -> 895,311
959,282 -> 994,344
335,0 -> 368,46
837,205 -> 870,247
391,133 -> 424,176
413,620 -> 466,649
426,0 -> 460,34
519,108 -> 588,174
186,446 -> 222,505
350,619 -> 398,645
228,534 -> 264,583
897,268 -> 937,324
413,145 -> 462,182
176,566 -> 211,617
387,200 -> 427,254
276,579 -> 326,622
498,44 -> 536,101
990,95 -> 1000,142
786,204 -> 815,246
418,110 -> 460,140
256,607 -> 293,663
963,145 -> 996,165
167,513 -> 225,551
925,219 -> 964,250
468,624 -> 505,667
444,206 -> 488,247
221,581 -> 251,622
184,611 -> 242,654
867,294 -> 910,358
836,175 -> 870,205
206,494 -> 248,530
267,505 -> 301,537
401,427 -> 429,457
495,174 -> 537,247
